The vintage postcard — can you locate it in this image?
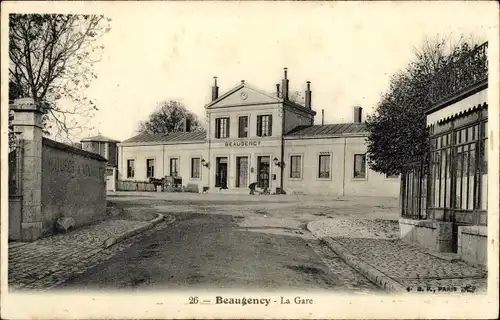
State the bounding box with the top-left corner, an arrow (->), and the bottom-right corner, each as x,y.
1,1 -> 499,319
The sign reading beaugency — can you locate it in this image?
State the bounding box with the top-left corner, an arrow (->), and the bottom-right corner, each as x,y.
224,140 -> 262,147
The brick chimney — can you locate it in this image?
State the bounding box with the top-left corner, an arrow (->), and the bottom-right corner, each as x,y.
212,77 -> 219,101
305,81 -> 312,109
281,67 -> 289,100
353,106 -> 363,123
184,118 -> 191,132
276,83 -> 281,98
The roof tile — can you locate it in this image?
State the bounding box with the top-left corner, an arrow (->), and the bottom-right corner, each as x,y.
122,131 -> 207,144
285,123 -> 367,138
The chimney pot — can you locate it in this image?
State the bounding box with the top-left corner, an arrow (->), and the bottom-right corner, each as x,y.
305,81 -> 312,109
321,109 -> 324,125
282,68 -> 289,100
241,80 -> 245,84
353,106 -> 363,123
211,77 -> 219,101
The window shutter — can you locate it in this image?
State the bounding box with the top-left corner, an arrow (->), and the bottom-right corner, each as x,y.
226,118 -> 230,137
257,116 -> 262,136
268,115 -> 273,136
215,119 -> 220,138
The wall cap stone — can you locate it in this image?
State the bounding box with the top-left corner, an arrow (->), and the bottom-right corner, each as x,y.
459,225 -> 487,237
42,137 -> 107,162
399,218 -> 436,229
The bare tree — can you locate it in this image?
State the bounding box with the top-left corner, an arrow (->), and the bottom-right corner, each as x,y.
9,14 -> 111,143
138,100 -> 203,135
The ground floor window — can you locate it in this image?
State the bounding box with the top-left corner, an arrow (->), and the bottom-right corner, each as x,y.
127,159 -> 135,178
290,155 -> 302,178
146,159 -> 155,178
318,154 -> 331,178
191,158 -> 200,178
170,158 -> 179,176
353,154 -> 366,178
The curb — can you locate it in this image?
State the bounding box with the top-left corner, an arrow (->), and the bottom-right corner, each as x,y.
102,214 -> 175,248
321,237 -> 406,293
306,222 -> 405,293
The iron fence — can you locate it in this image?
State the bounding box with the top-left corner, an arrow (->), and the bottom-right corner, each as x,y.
9,139 -> 23,197
429,42 -> 488,104
116,180 -> 157,192
401,158 -> 428,220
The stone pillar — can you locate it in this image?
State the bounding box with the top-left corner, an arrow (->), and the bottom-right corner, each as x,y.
435,221 -> 454,252
9,98 -> 46,241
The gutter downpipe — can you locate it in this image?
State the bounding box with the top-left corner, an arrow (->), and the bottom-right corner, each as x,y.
162,144 -> 165,177
207,112 -> 211,190
342,137 -> 347,197
280,103 -> 285,194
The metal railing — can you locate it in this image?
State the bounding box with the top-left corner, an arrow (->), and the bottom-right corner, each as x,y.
9,139 -> 23,197
429,42 -> 488,105
401,158 -> 428,220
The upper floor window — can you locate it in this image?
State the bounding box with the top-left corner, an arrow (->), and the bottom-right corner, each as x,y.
354,154 -> 367,179
215,117 -> 230,139
146,159 -> 155,178
257,115 -> 272,137
127,159 -> 135,178
318,154 -> 331,178
238,116 -> 249,138
170,158 -> 179,176
290,155 -> 302,178
191,158 -> 201,179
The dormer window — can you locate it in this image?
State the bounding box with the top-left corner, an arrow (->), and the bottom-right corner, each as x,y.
257,115 -> 272,137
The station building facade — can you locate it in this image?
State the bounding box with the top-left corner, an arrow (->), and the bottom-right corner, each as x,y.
117,69 -> 400,197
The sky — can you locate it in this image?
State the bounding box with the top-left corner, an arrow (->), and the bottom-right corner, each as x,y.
7,1 -> 497,142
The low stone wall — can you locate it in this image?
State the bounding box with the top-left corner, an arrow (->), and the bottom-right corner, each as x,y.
458,226 -> 487,266
399,218 -> 453,252
41,138 -> 107,235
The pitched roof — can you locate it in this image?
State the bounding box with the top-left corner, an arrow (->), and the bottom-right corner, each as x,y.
81,134 -> 120,143
204,82 -> 280,109
285,123 -> 367,138
121,131 -> 207,144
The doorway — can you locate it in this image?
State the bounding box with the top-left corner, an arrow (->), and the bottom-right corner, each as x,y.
236,156 -> 249,187
257,156 -> 270,190
215,157 -> 228,189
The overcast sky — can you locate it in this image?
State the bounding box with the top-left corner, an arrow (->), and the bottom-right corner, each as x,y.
6,1 -> 497,142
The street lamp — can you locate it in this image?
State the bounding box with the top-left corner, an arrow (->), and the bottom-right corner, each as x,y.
201,159 -> 210,168
273,157 -> 283,167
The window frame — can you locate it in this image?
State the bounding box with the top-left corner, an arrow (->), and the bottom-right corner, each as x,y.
215,117 -> 230,139
353,153 -> 367,180
190,157 -> 201,179
238,116 -> 249,138
169,157 -> 180,177
126,159 -> 135,179
256,114 -> 272,137
289,154 -> 303,180
146,158 -> 155,178
317,152 -> 332,180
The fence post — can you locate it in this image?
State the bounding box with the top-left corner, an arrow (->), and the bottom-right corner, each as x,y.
9,98 -> 46,241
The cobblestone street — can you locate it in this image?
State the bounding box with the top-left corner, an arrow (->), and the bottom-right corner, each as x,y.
8,218 -> 167,290
308,218 -> 488,293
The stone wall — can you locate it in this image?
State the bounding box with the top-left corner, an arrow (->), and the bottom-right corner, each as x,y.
41,138 -> 107,235
458,226 -> 487,266
399,218 -> 453,252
